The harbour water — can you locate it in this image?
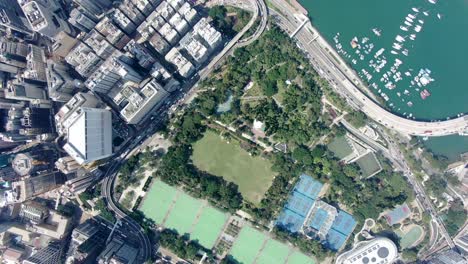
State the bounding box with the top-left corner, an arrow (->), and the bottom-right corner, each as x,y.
298,0 -> 468,159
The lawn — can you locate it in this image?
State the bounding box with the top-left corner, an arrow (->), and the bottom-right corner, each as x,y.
192,131 -> 276,204
190,207 -> 228,248
164,192 -> 202,235
256,239 -> 290,264
140,180 -> 178,224
287,251 -> 316,264
230,226 -> 267,264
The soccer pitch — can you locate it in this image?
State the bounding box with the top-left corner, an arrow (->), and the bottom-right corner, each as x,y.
139,180 -> 178,224
230,226 -> 268,264
256,239 -> 290,264
164,192 -> 202,235
287,251 -> 316,264
190,207 -> 227,248
192,131 -> 276,204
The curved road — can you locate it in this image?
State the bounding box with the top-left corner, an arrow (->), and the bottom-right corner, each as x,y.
100,1 -> 265,262
238,0 -> 268,47
267,0 -> 468,137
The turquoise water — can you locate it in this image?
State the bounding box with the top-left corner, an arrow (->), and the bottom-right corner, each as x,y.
299,0 -> 468,159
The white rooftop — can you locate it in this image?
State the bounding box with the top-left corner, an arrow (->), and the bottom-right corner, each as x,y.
64,108 -> 112,164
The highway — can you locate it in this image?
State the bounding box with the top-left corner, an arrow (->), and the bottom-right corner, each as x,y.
267,0 -> 468,137
99,1 -> 266,262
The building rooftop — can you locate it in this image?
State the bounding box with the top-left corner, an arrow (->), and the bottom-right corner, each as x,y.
336,237 -> 398,264
63,108 -> 112,164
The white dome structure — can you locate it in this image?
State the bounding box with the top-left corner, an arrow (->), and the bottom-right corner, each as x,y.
335,237 -> 398,264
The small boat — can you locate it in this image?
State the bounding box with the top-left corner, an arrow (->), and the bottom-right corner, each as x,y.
437,13 -> 442,19
372,28 -> 382,37
391,50 -> 398,55
350,37 -> 359,48
415,25 -> 422,32
423,11 -> 429,16
374,48 -> 385,58
408,14 -> 416,19
392,43 -> 402,50
406,17 -> 414,23
404,21 -> 412,26
402,49 -> 409,56
404,89 -> 410,95
420,89 -> 431,99
418,19 -> 424,24
396,35 -> 405,42
397,92 -> 401,97
400,26 -> 409,31
412,7 -> 420,12
428,0 -> 437,4
407,101 -> 413,107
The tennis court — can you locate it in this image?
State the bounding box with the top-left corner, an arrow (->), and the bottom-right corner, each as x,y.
256,239 -> 290,264
287,251 -> 316,264
190,207 -> 228,248
164,192 -> 202,235
230,226 -> 267,264
139,180 -> 178,224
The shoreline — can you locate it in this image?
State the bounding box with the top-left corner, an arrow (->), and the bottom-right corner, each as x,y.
283,1 -> 467,123
287,0 -> 308,15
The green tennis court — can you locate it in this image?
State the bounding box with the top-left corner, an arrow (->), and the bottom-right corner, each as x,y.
256,239 -> 290,264
190,207 -> 227,248
139,180 -> 178,224
287,251 -> 316,264
230,226 -> 267,264
164,192 -> 202,235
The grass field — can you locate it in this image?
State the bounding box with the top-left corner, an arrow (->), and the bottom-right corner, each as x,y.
256,240 -> 290,264
230,226 -> 268,264
287,251 -> 316,264
356,152 -> 381,177
397,225 -> 424,249
140,180 -> 178,224
164,192 -> 202,235
328,136 -> 353,159
192,131 -> 276,204
190,207 -> 227,248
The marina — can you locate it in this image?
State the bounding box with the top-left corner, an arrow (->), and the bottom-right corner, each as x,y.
299,0 -> 468,158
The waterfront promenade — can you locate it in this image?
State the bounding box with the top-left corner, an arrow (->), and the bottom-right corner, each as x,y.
269,0 -> 468,137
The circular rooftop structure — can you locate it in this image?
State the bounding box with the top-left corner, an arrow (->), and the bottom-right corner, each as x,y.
335,237 -> 398,264
12,153 -> 34,176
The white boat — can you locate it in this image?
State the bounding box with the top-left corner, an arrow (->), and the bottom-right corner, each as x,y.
428,0 -> 437,4
397,92 -> 401,97
423,11 -> 429,16
400,26 -> 409,31
392,43 -> 402,50
407,101 -> 413,107
415,25 -> 422,32
405,17 -> 414,23
437,13 -> 442,19
412,7 -> 420,12
402,49 -> 409,56
391,50 -> 398,55
405,71 -> 411,76
372,28 -> 382,36
396,35 -> 405,42
404,90 -> 410,95
418,19 -> 424,24
408,14 -> 416,19
404,21 -> 412,26
374,48 -> 385,58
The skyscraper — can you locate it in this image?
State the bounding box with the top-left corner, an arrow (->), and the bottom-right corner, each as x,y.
0,0 -> 32,35
23,241 -> 64,264
62,107 -> 112,165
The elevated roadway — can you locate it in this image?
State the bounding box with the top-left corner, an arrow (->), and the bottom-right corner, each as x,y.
268,0 -> 468,137
100,1 -> 264,262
